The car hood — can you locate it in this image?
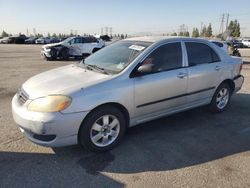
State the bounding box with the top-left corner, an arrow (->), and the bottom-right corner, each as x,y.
22,64 -> 110,99
43,42 -> 63,48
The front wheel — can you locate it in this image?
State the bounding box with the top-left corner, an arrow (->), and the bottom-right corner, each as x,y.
209,83 -> 231,113
79,106 -> 126,152
60,47 -> 69,60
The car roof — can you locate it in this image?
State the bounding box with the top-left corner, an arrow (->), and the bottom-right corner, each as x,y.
124,36 -> 211,44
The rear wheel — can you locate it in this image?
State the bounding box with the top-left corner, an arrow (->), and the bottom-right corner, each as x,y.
79,106 -> 126,152
209,83 -> 231,113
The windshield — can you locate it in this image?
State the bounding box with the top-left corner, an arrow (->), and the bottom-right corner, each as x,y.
82,40 -> 152,74
62,37 -> 75,44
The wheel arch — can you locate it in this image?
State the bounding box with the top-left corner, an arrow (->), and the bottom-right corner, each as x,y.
219,79 -> 235,93
77,102 -> 130,143
92,47 -> 101,53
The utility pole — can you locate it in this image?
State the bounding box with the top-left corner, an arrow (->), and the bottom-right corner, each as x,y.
101,27 -> 103,35
200,22 -> 203,34
33,28 -> 36,36
109,27 -> 112,37
225,13 -> 230,39
225,13 -> 229,30
105,27 -> 108,35
221,13 -> 225,34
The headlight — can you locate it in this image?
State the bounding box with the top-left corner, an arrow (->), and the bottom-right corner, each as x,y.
27,95 -> 72,112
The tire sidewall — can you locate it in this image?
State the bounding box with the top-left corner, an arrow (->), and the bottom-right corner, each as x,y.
210,83 -> 232,113
79,106 -> 126,152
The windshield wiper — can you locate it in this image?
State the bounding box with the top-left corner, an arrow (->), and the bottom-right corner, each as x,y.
85,64 -> 109,75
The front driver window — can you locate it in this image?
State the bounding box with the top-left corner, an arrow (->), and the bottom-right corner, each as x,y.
142,42 -> 183,73
68,39 -> 75,45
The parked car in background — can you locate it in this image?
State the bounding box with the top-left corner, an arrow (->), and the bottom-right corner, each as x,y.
226,39 -> 244,48
0,35 -> 27,44
0,37 -> 11,44
35,37 -> 53,44
210,40 -> 228,53
50,37 -> 60,43
25,37 -> 38,44
41,36 -> 105,60
12,34 -> 27,44
242,39 -> 250,48
12,37 -> 244,152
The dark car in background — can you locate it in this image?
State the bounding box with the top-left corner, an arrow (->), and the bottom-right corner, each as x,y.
0,34 -> 27,44
226,39 -> 244,48
25,37 -> 38,44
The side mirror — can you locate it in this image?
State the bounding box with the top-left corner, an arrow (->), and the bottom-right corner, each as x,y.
137,64 -> 154,74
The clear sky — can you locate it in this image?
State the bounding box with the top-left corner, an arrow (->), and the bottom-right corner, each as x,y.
0,0 -> 250,36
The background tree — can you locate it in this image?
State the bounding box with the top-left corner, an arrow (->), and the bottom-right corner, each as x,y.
184,31 -> 190,37
47,33 -> 51,37
200,26 -> 207,37
171,32 -> 177,36
52,33 -> 57,38
1,30 -> 9,37
192,28 -> 199,38
228,20 -> 241,37
35,33 -> 43,38
206,23 -> 213,37
178,31 -> 184,36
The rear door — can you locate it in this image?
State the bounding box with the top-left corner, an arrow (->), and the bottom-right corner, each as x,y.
134,42 -> 188,119
184,42 -> 222,104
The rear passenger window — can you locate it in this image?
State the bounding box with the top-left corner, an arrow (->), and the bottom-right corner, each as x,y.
85,37 -> 93,43
186,42 -> 220,66
142,42 -> 182,72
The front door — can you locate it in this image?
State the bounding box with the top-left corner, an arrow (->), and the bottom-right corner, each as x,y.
133,42 -> 188,120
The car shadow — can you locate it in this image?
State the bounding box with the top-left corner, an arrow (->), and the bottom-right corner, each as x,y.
1,93 -> 250,187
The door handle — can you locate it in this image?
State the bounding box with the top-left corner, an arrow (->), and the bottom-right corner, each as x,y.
177,72 -> 187,79
215,66 -> 221,71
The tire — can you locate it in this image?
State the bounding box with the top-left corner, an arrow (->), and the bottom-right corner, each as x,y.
60,47 -> 69,60
79,105 -> 126,152
50,48 -> 57,60
209,83 -> 232,113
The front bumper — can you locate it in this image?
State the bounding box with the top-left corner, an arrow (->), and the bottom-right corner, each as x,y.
233,75 -> 244,93
41,48 -> 51,59
12,94 -> 88,147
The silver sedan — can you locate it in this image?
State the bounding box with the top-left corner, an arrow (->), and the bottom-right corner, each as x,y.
12,36 -> 244,152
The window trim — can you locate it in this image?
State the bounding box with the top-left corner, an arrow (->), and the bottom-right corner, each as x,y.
130,41 -> 185,78
184,42 -> 221,67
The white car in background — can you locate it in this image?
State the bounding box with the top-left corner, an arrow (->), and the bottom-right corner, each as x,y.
242,39 -> 250,48
41,36 -> 105,60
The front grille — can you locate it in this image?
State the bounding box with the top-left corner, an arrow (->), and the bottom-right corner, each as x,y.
17,88 -> 29,105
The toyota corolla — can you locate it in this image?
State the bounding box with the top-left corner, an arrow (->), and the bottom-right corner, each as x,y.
12,37 -> 244,152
